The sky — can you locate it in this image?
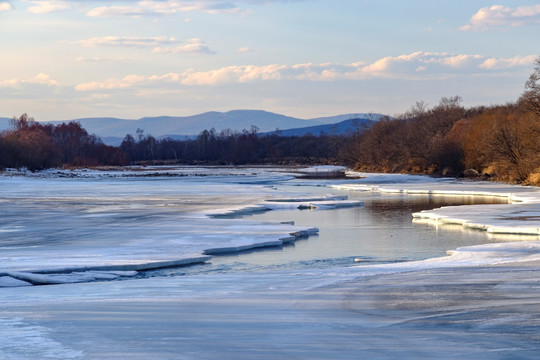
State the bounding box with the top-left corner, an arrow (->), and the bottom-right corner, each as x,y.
0,0 -> 539,121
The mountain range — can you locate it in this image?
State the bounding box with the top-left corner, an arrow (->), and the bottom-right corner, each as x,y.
1,110 -> 383,145
262,117 -> 375,137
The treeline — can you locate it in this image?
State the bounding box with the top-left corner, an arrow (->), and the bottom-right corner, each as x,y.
120,126 -> 344,165
0,114 -> 128,170
1,57 -> 538,185
340,64 -> 540,185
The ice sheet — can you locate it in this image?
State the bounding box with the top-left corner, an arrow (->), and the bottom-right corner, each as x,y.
0,276 -> 31,287
6,271 -> 139,285
1,168 -> 540,359
1,260 -> 539,359
2,169 -> 539,287
0,167 -> 331,286
0,317 -> 83,359
413,204 -> 540,235
262,195 -> 363,210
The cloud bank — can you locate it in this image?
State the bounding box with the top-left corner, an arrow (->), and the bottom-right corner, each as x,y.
461,4 -> 540,31
73,36 -> 214,54
0,73 -> 59,88
74,52 -> 536,91
26,0 -> 70,13
0,1 -> 13,11
84,0 -> 299,17
17,0 -> 307,15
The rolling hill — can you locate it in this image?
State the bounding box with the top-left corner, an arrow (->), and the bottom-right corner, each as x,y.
0,117 -> 11,130
1,111 -> 383,145
262,117 -> 376,137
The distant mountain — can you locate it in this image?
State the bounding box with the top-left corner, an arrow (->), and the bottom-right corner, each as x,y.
50,110 -> 327,139
0,110 -> 385,145
263,118 -> 375,137
307,113 -> 385,125
0,117 -> 11,131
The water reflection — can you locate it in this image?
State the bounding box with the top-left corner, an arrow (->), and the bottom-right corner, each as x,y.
151,188 -> 512,278
367,194 -> 507,217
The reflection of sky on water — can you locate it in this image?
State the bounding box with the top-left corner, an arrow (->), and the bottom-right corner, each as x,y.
194,188 -> 512,275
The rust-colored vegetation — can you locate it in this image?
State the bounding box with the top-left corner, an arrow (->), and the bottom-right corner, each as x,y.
340,57 -> 540,185
1,57 -> 539,185
0,115 -> 128,170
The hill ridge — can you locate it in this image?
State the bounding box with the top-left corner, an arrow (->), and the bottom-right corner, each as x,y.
1,110 -> 384,145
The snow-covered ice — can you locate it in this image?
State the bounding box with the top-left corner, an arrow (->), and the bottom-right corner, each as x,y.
0,166 -> 374,286
0,167 -> 539,359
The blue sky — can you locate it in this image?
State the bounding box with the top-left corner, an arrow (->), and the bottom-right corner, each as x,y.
0,0 -> 539,121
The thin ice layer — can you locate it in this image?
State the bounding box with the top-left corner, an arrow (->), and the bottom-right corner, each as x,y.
0,169 -> 539,359
0,168 -> 328,285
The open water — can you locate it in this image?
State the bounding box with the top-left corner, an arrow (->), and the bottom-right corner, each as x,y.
148,182 -> 509,278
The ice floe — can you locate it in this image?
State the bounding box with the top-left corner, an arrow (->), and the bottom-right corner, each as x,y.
6,271 -> 139,285
203,227 -> 319,255
0,168 -> 539,360
262,194 -> 363,210
1,167 -> 539,289
0,276 -> 32,287
0,168 -> 330,286
295,165 -> 348,178
207,194 -> 363,216
333,176 -> 540,237
413,204 -> 540,235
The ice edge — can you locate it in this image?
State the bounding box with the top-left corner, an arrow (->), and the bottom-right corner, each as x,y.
203,227 -> 319,255
332,183 -> 540,236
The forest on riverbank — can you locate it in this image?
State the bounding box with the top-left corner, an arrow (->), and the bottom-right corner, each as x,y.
1,57 -> 539,185
0,117 -> 128,170
341,56 -> 540,185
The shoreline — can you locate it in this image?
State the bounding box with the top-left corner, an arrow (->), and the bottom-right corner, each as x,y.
332,178 -> 540,237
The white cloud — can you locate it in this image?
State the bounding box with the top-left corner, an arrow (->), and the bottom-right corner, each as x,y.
479,55 -> 537,70
237,47 -> 254,53
0,73 -> 59,88
74,36 -> 178,47
73,36 -> 214,54
19,0 -> 308,16
83,0 -> 309,17
86,0 -> 240,17
356,52 -> 525,77
461,4 -> 540,31
73,52 -> 536,92
0,2 -> 13,11
26,0 -> 69,14
75,74 -> 145,91
439,54 -> 485,68
86,4 -> 176,17
152,38 -> 214,54
75,56 -> 123,62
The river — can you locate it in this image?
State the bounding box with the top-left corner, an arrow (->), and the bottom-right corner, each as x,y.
0,166 -> 538,359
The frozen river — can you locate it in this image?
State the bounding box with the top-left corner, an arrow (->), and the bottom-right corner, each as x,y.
1,166 -> 539,359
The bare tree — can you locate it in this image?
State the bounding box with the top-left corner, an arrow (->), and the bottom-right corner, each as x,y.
519,56 -> 540,117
